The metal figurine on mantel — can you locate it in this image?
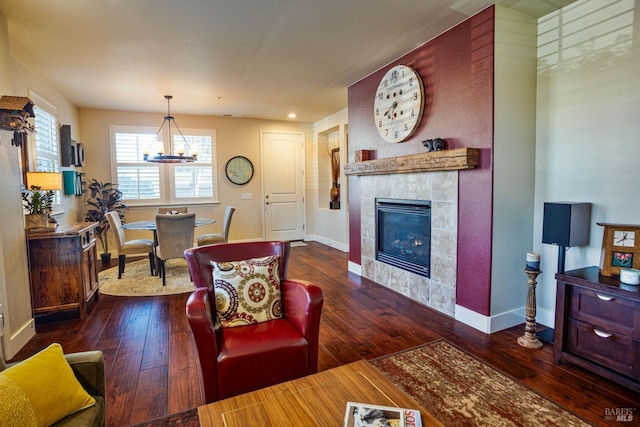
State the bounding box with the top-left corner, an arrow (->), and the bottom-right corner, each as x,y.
518,252 -> 543,349
422,137 -> 446,152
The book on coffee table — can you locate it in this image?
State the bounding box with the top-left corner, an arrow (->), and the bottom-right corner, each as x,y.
344,401 -> 422,427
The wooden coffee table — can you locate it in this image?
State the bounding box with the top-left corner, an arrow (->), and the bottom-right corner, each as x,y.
198,359 -> 443,426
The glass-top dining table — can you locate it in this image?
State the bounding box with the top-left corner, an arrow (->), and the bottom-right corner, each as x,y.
122,217 -> 216,276
123,217 -> 216,232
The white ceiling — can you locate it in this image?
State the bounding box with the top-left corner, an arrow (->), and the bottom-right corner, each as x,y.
0,0 -> 572,122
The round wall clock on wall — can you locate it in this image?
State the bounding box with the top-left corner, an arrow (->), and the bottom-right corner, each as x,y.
225,156 -> 254,185
373,64 -> 425,143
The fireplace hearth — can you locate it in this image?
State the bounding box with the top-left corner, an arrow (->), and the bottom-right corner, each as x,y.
376,198 -> 431,277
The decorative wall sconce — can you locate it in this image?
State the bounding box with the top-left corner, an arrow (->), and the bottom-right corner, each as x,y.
0,95 -> 36,148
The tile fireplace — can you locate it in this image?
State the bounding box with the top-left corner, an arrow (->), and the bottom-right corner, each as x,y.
361,171 -> 458,316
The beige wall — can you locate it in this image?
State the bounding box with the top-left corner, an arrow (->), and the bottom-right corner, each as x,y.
310,108 -> 349,251
533,0 -> 640,327
0,14 -> 34,358
79,109 -> 313,248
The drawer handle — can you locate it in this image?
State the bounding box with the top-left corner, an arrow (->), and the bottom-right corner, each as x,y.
593,328 -> 612,338
596,293 -> 614,301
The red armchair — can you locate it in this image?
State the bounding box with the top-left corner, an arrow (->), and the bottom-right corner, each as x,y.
184,241 -> 324,403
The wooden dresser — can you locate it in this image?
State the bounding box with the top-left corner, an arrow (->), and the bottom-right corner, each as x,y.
26,222 -> 100,319
554,266 -> 639,392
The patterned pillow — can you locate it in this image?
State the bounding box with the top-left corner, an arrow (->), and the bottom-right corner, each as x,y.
211,256 -> 283,329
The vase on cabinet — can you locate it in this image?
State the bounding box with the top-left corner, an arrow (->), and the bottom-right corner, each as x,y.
330,183 -> 340,210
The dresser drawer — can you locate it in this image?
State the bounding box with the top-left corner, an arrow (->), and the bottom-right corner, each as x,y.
567,319 -> 639,380
569,287 -> 638,338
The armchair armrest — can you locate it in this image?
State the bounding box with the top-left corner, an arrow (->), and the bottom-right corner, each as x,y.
186,288 -> 220,403
282,279 -> 324,372
63,351 -> 106,399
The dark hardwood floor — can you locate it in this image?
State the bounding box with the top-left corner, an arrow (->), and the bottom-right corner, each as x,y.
11,242 -> 639,426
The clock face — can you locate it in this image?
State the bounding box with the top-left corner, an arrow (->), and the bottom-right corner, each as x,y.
613,230 -> 635,247
374,65 -> 425,143
225,156 -> 254,185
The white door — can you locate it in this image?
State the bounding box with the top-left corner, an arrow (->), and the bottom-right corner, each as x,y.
261,131 -> 305,241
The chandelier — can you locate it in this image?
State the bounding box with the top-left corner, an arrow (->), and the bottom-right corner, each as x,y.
144,95 -> 197,163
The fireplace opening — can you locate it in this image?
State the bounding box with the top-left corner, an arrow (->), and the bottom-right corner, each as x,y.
376,198 -> 431,277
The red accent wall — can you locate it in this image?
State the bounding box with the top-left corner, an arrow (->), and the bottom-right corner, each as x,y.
348,7 -> 495,316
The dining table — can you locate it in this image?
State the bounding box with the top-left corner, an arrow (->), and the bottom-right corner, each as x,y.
123,217 -> 216,276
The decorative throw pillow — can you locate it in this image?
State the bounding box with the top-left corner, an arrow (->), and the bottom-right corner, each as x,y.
211,255 -> 283,328
0,343 -> 96,427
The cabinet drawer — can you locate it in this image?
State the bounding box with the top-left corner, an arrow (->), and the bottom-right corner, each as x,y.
567,319 -> 639,380
569,287 -> 638,337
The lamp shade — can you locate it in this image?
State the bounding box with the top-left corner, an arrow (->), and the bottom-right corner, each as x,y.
26,172 -> 62,190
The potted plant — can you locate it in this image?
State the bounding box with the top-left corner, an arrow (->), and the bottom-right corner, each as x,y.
84,179 -> 127,264
22,185 -> 54,228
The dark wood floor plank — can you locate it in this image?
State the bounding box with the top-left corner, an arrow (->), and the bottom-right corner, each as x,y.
140,297 -> 170,371
108,299 -> 154,426
167,331 -> 201,415
128,365 -> 168,425
317,343 -> 342,371
8,241 -> 639,427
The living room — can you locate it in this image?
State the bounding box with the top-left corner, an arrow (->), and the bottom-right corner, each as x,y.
1,0 -> 639,425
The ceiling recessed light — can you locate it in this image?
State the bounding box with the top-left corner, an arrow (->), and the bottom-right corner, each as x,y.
288,113 -> 296,119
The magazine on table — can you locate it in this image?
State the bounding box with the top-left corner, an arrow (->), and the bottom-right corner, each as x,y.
344,402 -> 422,427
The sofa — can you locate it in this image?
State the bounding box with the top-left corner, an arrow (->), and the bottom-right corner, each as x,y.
1,349 -> 106,427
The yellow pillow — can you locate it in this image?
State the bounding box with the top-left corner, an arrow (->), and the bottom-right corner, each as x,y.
0,343 -> 96,427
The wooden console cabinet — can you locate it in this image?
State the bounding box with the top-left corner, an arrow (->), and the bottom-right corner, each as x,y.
27,222 -> 100,319
554,266 -> 640,392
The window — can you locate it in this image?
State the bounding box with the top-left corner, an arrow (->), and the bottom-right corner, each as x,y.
30,93 -> 61,211
110,126 -> 217,205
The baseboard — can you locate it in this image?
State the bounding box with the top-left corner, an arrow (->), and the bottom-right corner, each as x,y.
454,305 -> 527,334
348,261 -> 362,276
2,318 -> 35,360
535,306 -> 555,329
305,234 -> 349,252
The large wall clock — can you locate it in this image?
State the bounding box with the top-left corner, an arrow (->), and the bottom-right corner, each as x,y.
225,156 -> 254,185
373,64 -> 425,143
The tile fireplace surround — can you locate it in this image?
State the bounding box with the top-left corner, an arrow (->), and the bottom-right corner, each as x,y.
360,171 -> 458,316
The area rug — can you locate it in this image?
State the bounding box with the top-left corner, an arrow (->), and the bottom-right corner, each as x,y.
371,340 -> 591,427
99,259 -> 195,296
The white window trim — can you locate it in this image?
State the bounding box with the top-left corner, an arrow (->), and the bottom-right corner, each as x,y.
28,90 -> 62,214
110,125 -> 218,206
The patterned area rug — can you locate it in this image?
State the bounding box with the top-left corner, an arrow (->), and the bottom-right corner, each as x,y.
371,340 -> 591,427
99,259 -> 195,296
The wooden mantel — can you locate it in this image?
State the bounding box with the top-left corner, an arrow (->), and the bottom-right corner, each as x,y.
344,147 -> 479,176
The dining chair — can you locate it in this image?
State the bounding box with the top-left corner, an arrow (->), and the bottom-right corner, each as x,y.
155,213 -> 196,286
197,206 -> 235,246
157,206 -> 188,214
106,211 -> 156,279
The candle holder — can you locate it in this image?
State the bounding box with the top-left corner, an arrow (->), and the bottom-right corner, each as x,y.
517,269 -> 543,349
